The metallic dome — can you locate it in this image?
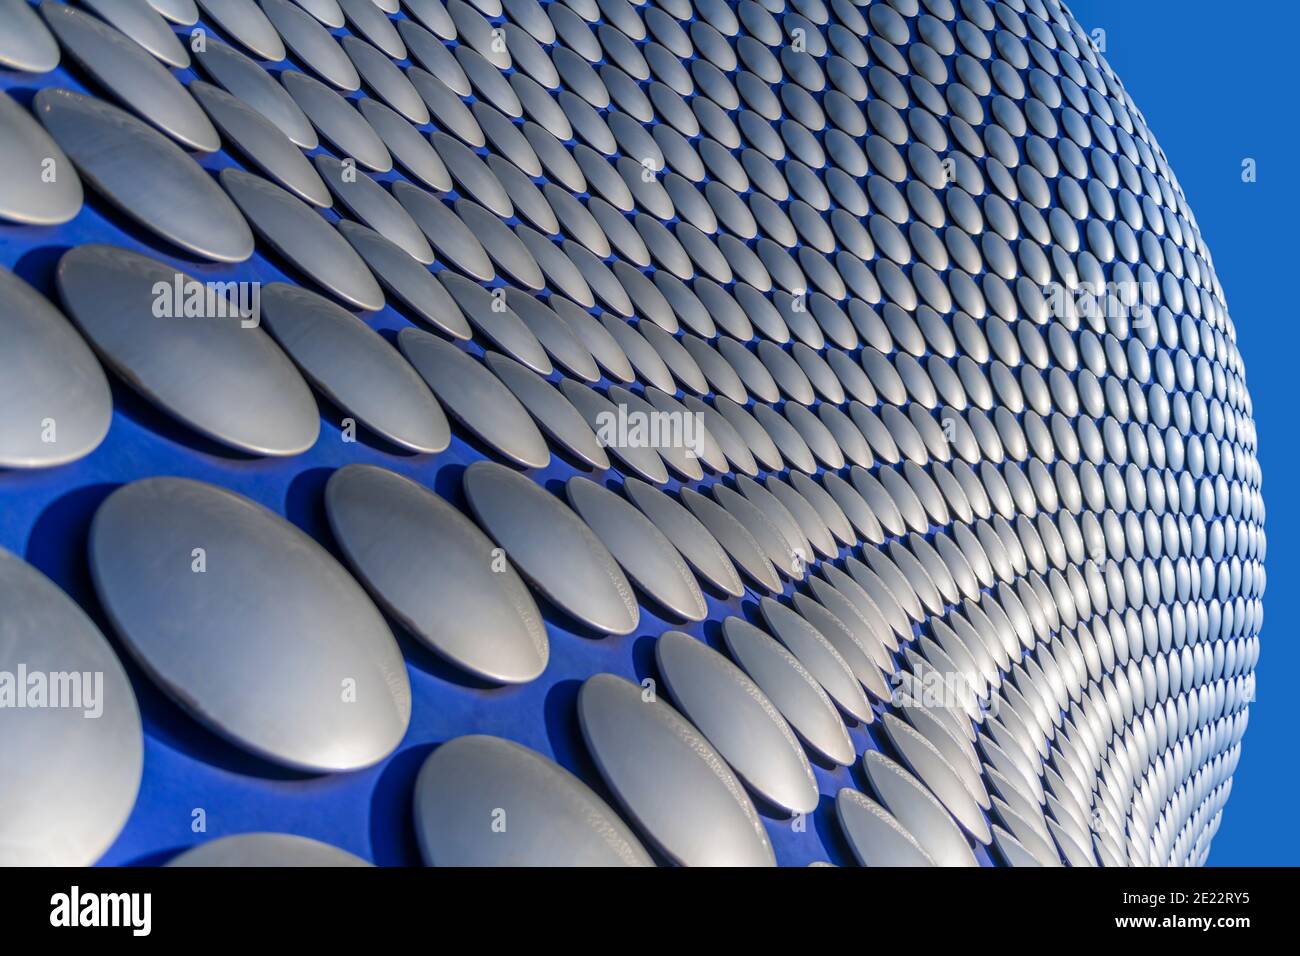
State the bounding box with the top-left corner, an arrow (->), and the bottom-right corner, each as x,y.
0,0 -> 1261,867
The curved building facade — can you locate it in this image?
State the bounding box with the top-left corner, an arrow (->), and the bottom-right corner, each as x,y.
0,0 -> 1261,867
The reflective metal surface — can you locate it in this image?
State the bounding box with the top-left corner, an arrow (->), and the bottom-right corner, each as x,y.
566,478 -> 707,622
399,328 -> 548,468
578,673 -> 776,866
722,616 -> 855,767
0,547 -> 142,866
436,271 -> 551,368
259,282 -> 447,453
0,90 -> 82,225
864,751 -> 979,867
315,154 -> 431,262
486,352 -> 608,470
195,0 -> 285,62
338,221 -> 470,339
624,478 -> 743,598
195,39 -> 317,147
263,0 -> 356,89
680,486 -> 780,594
168,833 -> 370,867
413,735 -> 652,866
0,0 -> 1266,869
40,1 -> 219,152
80,0 -> 190,70
0,268 -> 110,469
35,88 -> 254,263
326,465 -> 547,684
760,597 -> 872,724
224,167 -> 387,309
190,80 -> 331,208
57,245 -> 319,457
836,788 -> 937,867
882,713 -> 992,845
0,0 -> 60,73
655,630 -> 818,814
90,477 -> 411,772
463,461 -> 638,636
282,70 -> 387,169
